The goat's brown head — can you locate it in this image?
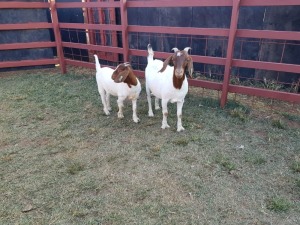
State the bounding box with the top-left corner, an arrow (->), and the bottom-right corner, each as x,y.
159,47 -> 194,79
111,63 -> 138,88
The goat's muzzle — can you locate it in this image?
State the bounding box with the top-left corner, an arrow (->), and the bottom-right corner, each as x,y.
174,68 -> 184,78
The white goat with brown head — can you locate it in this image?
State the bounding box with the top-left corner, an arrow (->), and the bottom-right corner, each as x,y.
145,44 -> 193,131
94,54 -> 141,123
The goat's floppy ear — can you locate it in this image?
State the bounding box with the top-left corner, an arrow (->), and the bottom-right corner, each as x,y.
186,56 -> 194,78
112,64 -> 130,83
159,55 -> 173,73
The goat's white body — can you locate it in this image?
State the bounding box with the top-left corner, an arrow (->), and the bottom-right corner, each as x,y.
95,55 -> 141,122
96,67 -> 141,100
145,54 -> 188,131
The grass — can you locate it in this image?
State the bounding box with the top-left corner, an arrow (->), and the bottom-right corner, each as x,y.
291,162 -> 300,173
244,153 -> 267,165
296,179 -> 300,189
266,197 -> 291,213
0,67 -> 300,224
229,107 -> 249,122
272,119 -> 286,129
66,161 -> 85,175
214,153 -> 237,172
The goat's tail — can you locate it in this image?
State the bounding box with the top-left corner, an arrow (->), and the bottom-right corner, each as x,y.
147,44 -> 154,63
94,54 -> 101,72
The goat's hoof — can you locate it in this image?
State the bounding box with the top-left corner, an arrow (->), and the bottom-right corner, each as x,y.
148,112 -> 154,117
118,114 -> 124,119
161,124 -> 170,129
104,111 -> 110,116
177,126 -> 185,132
155,107 -> 160,110
133,117 -> 140,123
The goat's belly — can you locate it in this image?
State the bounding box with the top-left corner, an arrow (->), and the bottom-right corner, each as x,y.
149,87 -> 163,99
170,97 -> 183,103
169,92 -> 186,103
105,87 -> 118,96
166,87 -> 188,103
119,84 -> 141,100
127,92 -> 139,100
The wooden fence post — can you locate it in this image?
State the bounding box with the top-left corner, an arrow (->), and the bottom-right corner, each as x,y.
50,0 -> 66,74
120,0 -> 129,63
220,0 -> 241,108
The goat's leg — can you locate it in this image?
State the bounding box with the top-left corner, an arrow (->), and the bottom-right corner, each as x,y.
155,97 -> 160,110
161,99 -> 170,129
131,99 -> 140,123
99,89 -> 110,115
146,84 -> 154,117
117,96 -> 126,119
106,93 -> 111,111
176,101 -> 185,132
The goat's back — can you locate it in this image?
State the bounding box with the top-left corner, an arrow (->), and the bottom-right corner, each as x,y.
96,67 -> 114,86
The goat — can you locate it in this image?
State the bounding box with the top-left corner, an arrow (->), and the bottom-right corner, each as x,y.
94,54 -> 141,123
145,44 -> 193,132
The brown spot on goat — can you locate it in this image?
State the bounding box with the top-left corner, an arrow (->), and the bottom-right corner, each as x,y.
159,47 -> 193,89
112,63 -> 138,88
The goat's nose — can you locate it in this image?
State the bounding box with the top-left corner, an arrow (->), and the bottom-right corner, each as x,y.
175,68 -> 183,75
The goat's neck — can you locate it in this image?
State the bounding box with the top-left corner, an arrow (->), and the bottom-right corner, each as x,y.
124,72 -> 138,88
173,74 -> 185,89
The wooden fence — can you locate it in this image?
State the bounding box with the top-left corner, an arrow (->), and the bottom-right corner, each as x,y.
0,0 -> 299,107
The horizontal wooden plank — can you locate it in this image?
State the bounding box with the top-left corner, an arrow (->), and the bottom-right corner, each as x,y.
192,55 -> 226,66
241,0 -> 300,6
62,42 -> 123,54
188,79 -> 223,90
131,70 -> 145,79
64,61 -> 145,80
0,23 -> 53,30
0,2 -> 49,9
59,23 -> 122,31
228,84 -> 300,103
127,0 -> 233,8
129,49 -> 226,65
129,49 -> 169,58
65,59 -> 118,70
0,59 -> 59,69
127,0 -> 300,8
65,59 -> 95,69
0,42 -> 56,50
56,2 -> 120,9
232,59 -> 300,74
237,29 -> 300,41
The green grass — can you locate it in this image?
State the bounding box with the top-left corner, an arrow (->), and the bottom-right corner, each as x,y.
244,153 -> 267,165
66,161 -> 85,175
280,112 -> 300,122
0,67 -> 300,224
266,197 -> 291,213
295,179 -> 300,189
229,107 -> 249,122
291,162 -> 300,173
272,119 -> 286,129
